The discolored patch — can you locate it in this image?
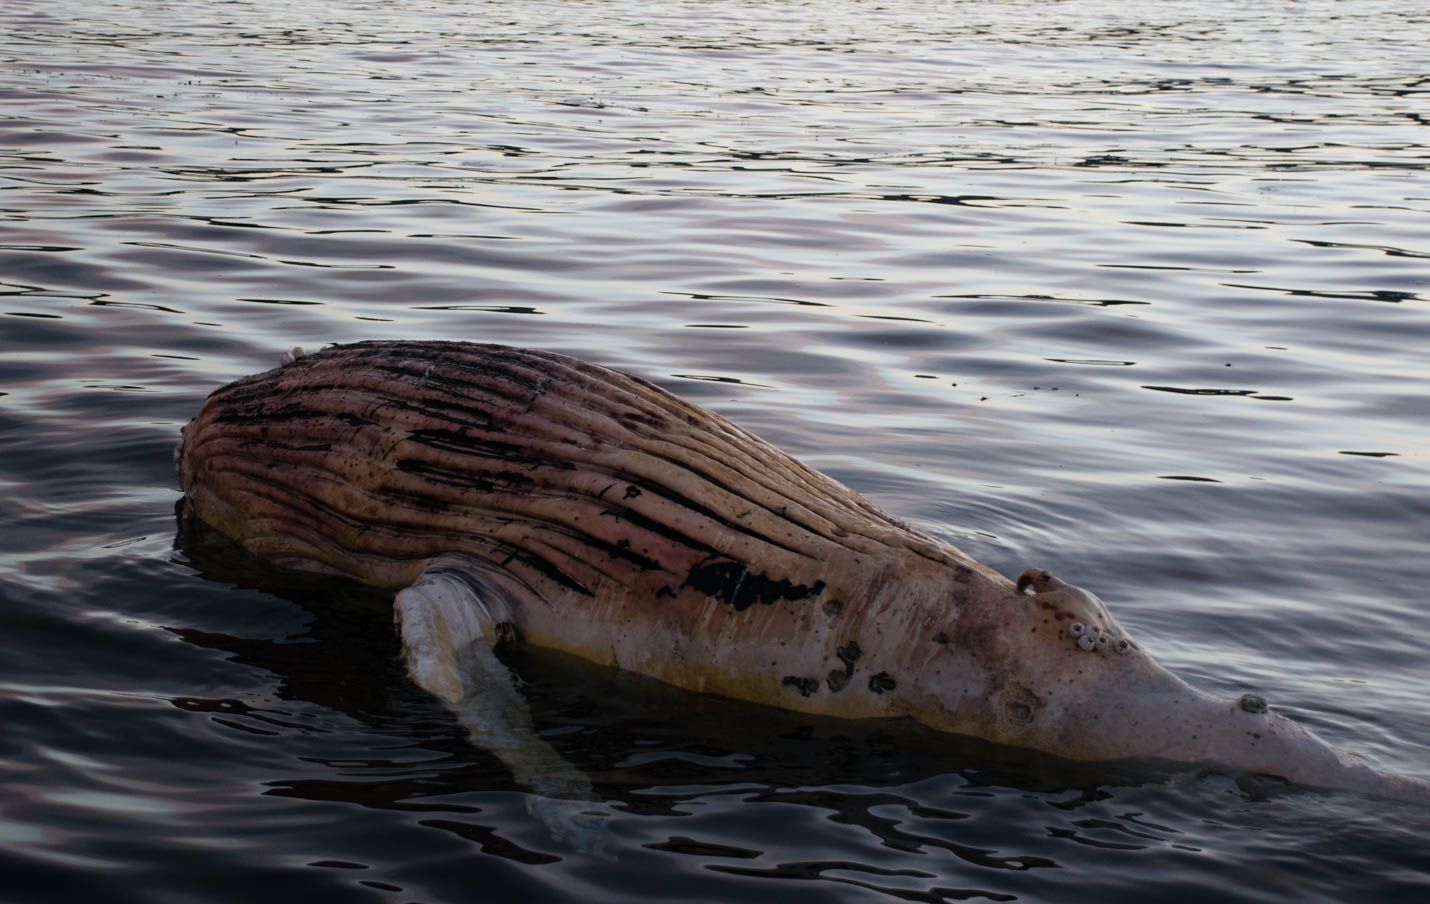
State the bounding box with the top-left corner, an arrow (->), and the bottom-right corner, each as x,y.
826,640 -> 863,693
213,401 -> 322,426
682,558 -> 826,612
868,672 -> 896,694
782,675 -> 818,697
403,429 -> 537,466
240,439 -> 331,453
836,641 -> 862,670
394,458 -> 534,494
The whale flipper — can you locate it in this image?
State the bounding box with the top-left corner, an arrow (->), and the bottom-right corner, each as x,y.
394,564 -> 612,857
393,565 -> 507,704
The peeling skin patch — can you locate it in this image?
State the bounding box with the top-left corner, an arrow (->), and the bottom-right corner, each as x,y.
682,558 -> 826,612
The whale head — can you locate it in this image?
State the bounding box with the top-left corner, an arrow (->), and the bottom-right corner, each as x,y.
895,567 -> 1428,802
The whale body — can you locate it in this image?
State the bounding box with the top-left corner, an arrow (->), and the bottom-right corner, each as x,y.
177,339 -> 1426,801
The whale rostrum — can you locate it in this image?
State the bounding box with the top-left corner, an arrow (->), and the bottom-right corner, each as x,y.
177,340 -> 1427,802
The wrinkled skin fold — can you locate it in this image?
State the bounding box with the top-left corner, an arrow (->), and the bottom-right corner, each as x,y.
177,340 -> 1427,802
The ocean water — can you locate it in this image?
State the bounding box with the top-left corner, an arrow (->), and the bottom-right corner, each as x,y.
3,0 -> 1429,900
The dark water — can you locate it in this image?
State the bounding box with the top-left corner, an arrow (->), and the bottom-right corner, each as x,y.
3,0 -> 1429,900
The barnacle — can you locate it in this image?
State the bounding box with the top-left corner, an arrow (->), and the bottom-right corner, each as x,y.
1239,693 -> 1269,714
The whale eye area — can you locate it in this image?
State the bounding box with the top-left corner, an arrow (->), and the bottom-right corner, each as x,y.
999,682 -> 1043,725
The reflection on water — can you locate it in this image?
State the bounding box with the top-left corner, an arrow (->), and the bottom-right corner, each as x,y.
2,0 -> 1429,900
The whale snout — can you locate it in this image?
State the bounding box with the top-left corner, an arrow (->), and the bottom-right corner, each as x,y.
1011,568 -> 1136,658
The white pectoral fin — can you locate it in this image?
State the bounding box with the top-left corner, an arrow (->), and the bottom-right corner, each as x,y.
393,568 -> 500,704
393,566 -> 612,856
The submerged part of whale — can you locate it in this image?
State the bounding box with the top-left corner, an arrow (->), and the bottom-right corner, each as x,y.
177,340 -> 1427,802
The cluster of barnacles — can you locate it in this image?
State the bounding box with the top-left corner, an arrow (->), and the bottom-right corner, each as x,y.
1066,621 -> 1134,655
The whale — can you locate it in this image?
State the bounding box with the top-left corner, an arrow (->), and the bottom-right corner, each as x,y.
177,339 -> 1427,803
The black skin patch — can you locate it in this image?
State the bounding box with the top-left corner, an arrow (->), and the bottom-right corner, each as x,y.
623,485 -> 642,500
618,411 -> 665,431
394,458 -> 533,494
836,641 -> 861,670
335,411 -> 376,428
683,558 -> 826,612
868,672 -> 896,694
403,428 -> 530,464
827,640 -> 862,693
499,545 -> 593,597
782,676 -> 818,697
239,439 -> 332,453
932,632 -> 950,645
214,401 -> 323,426
655,585 -> 676,599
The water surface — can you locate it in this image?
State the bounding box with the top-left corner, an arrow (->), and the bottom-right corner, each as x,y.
3,1 -> 1429,901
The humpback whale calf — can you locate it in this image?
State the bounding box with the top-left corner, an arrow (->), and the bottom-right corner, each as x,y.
177,339 -> 1426,802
